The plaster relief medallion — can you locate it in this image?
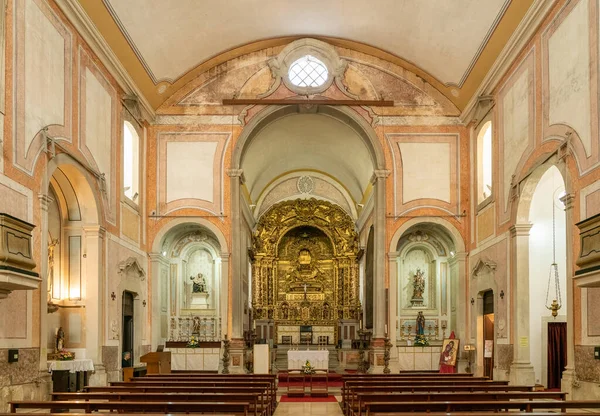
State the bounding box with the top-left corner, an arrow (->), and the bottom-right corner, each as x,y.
297,176 -> 314,194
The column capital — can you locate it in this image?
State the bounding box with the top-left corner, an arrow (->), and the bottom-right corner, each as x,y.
37,193 -> 54,211
148,252 -> 170,265
509,223 -> 533,237
226,168 -> 245,183
83,225 -> 106,239
370,169 -> 391,184
560,193 -> 575,211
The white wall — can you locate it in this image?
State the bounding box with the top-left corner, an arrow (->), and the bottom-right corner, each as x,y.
528,165 -> 567,386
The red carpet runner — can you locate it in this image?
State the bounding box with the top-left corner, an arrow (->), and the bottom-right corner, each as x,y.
280,395 -> 338,402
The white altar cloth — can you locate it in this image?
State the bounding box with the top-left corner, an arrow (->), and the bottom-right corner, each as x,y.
48,359 -> 95,373
287,350 -> 329,370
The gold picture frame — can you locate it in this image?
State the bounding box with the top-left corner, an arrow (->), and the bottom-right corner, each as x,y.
440,338 -> 459,366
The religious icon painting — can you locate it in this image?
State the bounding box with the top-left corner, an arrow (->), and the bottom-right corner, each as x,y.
439,338 -> 459,366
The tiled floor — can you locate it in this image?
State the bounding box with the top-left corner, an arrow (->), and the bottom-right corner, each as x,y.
274,401 -> 343,416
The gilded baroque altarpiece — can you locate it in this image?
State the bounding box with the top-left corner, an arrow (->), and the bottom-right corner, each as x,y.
251,199 -> 361,342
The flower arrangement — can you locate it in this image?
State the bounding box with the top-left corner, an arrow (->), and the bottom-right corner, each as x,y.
302,360 -> 315,375
57,350 -> 75,361
414,334 -> 429,347
187,336 -> 199,348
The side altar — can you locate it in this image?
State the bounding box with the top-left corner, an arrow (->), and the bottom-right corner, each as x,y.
250,200 -> 362,349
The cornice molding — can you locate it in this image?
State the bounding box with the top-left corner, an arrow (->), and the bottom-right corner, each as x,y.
460,0 -> 556,124
54,0 -> 156,123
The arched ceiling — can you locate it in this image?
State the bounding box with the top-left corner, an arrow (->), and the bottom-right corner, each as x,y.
241,113 -> 372,203
77,0 -> 536,109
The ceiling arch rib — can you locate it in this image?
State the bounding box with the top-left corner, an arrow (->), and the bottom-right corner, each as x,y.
241,112 -> 373,205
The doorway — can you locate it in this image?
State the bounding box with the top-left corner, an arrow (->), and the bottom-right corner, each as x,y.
122,291 -> 134,368
482,290 -> 494,379
547,322 -> 567,389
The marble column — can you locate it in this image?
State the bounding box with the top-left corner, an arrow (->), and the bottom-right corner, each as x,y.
368,170 -> 389,373
219,253 -> 230,339
82,225 -> 107,386
560,193 -> 577,398
371,170 -> 390,340
453,252 -> 468,372
226,169 -> 244,340
37,193 -> 52,372
149,253 -> 169,348
226,169 -> 246,373
387,251 -> 400,372
509,224 -> 535,386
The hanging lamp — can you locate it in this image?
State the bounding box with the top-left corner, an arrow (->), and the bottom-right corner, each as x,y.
545,194 -> 562,318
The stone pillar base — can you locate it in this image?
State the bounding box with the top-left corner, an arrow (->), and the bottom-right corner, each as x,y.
367,340 -> 386,374
509,362 -> 535,386
560,368 -> 579,400
88,364 -> 107,386
223,339 -> 247,374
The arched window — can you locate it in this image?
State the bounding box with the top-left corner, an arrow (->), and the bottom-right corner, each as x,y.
123,121 -> 140,203
288,55 -> 329,88
477,121 -> 493,204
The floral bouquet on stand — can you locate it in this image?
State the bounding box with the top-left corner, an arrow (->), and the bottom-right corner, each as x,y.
187,336 -> 199,348
414,334 -> 429,347
302,360 -> 315,375
57,350 -> 75,361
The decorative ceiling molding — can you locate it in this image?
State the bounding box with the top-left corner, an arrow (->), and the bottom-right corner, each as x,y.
70,0 -> 538,110
460,0 -> 557,124
55,0 -> 155,122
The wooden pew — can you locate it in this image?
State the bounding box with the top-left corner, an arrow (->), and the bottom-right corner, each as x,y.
342,384 -> 535,413
3,413 -> 597,416
341,379 -> 510,412
113,379 -> 276,411
351,391 -> 567,416
10,400 -> 249,415
364,400 -> 600,416
51,392 -> 266,416
99,379 -> 277,414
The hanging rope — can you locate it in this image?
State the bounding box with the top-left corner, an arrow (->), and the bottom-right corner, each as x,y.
545,193 -> 562,315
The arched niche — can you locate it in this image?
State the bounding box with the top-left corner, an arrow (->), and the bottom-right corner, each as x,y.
389,221 -> 464,366
149,221 -> 227,347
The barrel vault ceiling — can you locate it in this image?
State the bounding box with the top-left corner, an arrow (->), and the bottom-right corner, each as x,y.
78,0 -> 537,110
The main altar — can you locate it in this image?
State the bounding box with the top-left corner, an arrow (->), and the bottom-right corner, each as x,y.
250,199 -> 361,348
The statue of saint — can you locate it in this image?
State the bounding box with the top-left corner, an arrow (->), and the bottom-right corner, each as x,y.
190,273 -> 207,293
192,316 -> 201,334
412,268 -> 425,300
56,326 -> 65,352
416,311 -> 425,336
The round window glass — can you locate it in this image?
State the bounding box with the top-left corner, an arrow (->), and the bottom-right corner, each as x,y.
288,55 -> 329,88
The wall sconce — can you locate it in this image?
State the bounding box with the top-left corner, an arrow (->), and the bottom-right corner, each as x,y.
142,300 -> 147,307
470,297 -> 475,305
500,290 -> 505,300
111,292 -> 116,301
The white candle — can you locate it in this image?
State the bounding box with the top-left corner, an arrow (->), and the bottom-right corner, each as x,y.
359,320 -> 362,329
385,324 -> 388,335
253,320 -> 256,330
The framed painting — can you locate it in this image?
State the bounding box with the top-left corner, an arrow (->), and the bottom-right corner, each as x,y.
439,338 -> 459,366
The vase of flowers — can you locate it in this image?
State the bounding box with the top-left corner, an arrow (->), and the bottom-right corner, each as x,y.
414,334 -> 429,347
57,350 -> 75,361
302,360 -> 315,375
187,336 -> 199,348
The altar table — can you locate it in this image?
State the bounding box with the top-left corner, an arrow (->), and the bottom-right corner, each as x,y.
48,359 -> 94,373
287,350 -> 329,370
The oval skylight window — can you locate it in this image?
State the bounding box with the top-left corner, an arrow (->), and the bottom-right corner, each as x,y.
288,55 -> 329,88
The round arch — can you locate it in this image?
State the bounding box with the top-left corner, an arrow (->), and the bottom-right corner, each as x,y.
389,217 -> 466,254
151,218 -> 229,256
46,153 -> 103,224
231,104 -> 386,171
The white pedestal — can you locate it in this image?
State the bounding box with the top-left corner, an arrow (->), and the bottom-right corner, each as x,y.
253,344 -> 270,374
190,292 -> 209,309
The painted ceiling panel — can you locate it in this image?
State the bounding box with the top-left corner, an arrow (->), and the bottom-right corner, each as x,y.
104,0 -> 509,86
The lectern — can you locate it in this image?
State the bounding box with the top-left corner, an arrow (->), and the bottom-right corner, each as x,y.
140,351 -> 171,374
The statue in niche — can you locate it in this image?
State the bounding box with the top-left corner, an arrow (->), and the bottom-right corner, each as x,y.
416,311 -> 425,336
190,273 -> 208,293
323,303 -> 330,320
411,268 -> 425,306
56,326 -> 65,352
280,303 -> 289,320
